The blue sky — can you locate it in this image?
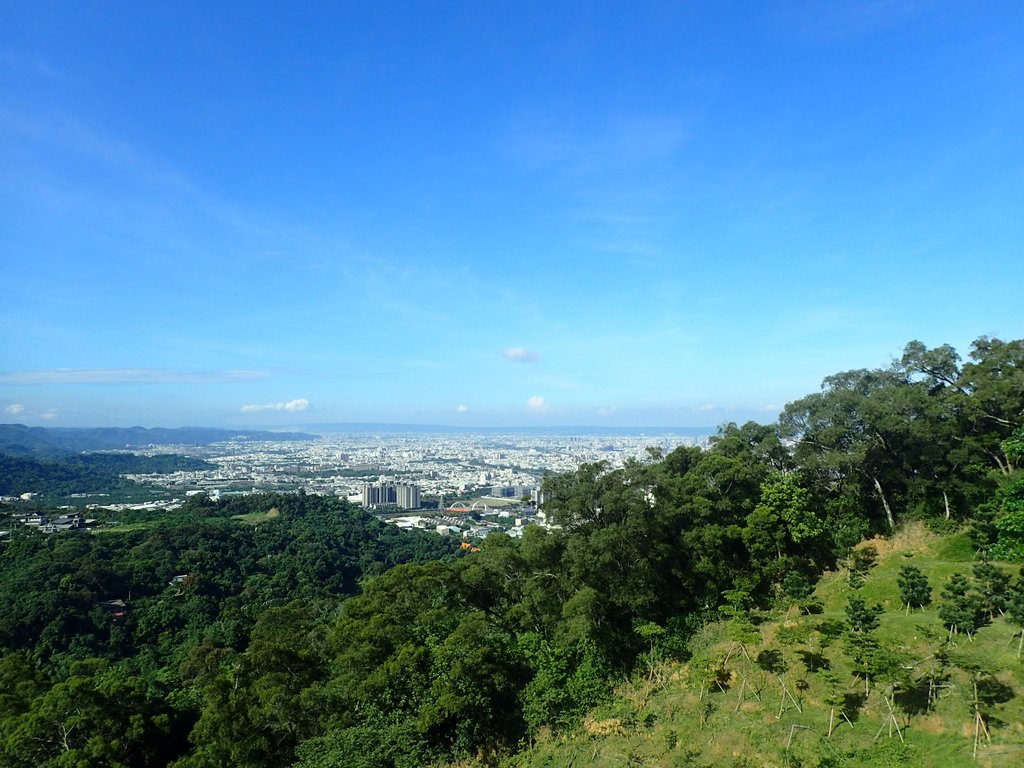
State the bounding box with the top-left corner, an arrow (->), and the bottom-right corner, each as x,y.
1,1 -> 1022,428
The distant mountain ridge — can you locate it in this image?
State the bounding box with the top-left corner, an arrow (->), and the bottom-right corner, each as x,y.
0,423 -> 319,457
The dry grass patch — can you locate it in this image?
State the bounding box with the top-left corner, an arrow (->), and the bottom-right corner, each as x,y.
583,716 -> 624,736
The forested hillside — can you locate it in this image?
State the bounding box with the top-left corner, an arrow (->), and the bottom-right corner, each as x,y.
0,494 -> 460,767
0,337 -> 1021,768
0,453 -> 214,499
0,424 -> 317,457
505,524 -> 1024,767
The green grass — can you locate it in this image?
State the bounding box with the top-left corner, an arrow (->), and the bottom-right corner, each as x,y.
231,506 -> 281,524
935,532 -> 980,563
91,521 -> 162,534
485,523 -> 1024,768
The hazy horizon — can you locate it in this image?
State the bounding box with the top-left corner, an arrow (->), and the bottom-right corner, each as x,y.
1,420 -> 721,436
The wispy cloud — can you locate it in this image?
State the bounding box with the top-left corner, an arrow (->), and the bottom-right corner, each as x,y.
456,404 -> 470,413
240,398 -> 310,413
780,0 -> 928,42
4,403 -> 24,415
502,347 -> 541,363
0,48 -> 64,80
39,408 -> 58,420
698,403 -> 717,411
0,368 -> 272,385
509,116 -> 688,175
526,395 -> 547,411
0,103 -> 278,267
503,115 -> 690,257
596,406 -> 618,417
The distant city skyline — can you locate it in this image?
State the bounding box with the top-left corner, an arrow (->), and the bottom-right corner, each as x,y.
3,3 -> 1022,428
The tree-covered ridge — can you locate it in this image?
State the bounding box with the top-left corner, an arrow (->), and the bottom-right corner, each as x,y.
0,424 -> 318,457
0,493 -> 460,767
0,453 -> 214,498
781,337 -> 1023,532
0,336 -> 1021,768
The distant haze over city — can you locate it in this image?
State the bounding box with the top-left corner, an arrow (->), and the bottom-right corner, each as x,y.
297,424 -> 719,436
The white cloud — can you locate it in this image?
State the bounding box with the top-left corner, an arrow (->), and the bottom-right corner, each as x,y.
0,368 -> 271,384
596,406 -> 618,417
456,404 -> 470,413
698,403 -> 716,411
39,409 -> 58,420
4,403 -> 24,415
526,395 -> 547,411
502,347 -> 540,363
240,398 -> 310,413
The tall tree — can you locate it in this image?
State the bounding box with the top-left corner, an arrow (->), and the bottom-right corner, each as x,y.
781,368 -> 925,530
896,564 -> 932,611
958,337 -> 1024,476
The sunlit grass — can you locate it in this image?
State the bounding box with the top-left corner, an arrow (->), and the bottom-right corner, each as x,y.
488,523 -> 1024,768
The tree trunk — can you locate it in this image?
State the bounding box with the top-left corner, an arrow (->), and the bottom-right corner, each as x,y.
943,490 -> 951,520
990,450 -> 1011,476
872,476 -> 895,529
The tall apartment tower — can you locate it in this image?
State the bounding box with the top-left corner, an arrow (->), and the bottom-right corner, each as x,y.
362,480 -> 421,510
394,482 -> 420,510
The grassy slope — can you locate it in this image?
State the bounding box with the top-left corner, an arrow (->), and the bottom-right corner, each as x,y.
497,524 -> 1024,768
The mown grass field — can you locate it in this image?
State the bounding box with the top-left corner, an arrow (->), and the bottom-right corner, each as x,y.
232,506 -> 281,524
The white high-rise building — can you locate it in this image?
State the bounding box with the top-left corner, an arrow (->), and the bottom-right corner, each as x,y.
362,480 -> 421,510
395,481 -> 420,510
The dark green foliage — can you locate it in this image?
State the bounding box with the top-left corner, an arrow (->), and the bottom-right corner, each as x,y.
972,560 -> 1010,619
938,573 -> 984,638
782,570 -> 814,603
291,716 -> 432,768
517,634 -> 612,731
0,493 -> 458,767
0,452 -> 215,501
1010,569 -> 1024,625
850,546 -> 879,577
419,613 -> 526,753
0,424 -> 316,457
896,564 -> 932,610
991,475 -> 1024,560
743,473 -> 825,595
176,602 -> 329,768
0,658 -> 185,768
845,594 -> 883,634
1007,570 -> 1024,656
0,653 -> 43,720
0,453 -> 139,498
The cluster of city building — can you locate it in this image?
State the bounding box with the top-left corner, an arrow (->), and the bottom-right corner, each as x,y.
120,431 -> 707,501
361,480 -> 421,510
4,429 -> 713,539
